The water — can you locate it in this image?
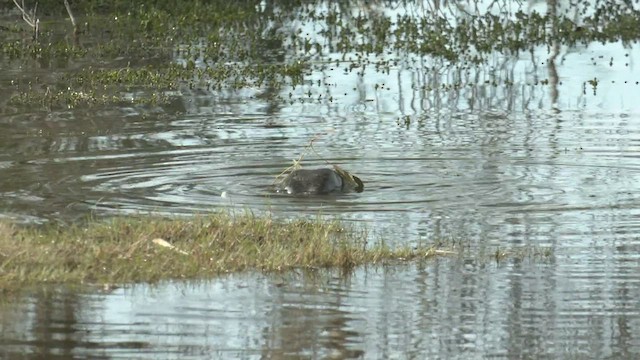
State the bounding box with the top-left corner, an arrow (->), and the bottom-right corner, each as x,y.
2,0 -> 640,358
2,259 -> 639,359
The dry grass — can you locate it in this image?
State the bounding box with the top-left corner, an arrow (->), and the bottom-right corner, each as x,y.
0,212 -> 450,293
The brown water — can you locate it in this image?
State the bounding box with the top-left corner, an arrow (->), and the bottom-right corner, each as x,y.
2,0 -> 640,358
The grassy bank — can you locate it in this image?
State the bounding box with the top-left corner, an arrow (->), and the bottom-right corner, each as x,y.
0,212 -> 454,293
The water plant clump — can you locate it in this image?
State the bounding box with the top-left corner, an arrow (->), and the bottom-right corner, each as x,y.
2,0 -> 640,109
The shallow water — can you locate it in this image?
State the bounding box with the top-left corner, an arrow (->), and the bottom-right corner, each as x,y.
2,0 -> 640,358
2,258 -> 640,359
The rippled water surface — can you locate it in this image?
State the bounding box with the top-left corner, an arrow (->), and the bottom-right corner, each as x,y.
2,0 -> 640,358
2,260 -> 640,359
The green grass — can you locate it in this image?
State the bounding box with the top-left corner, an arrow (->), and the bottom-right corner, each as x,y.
0,212 -> 554,294
0,212 -> 454,293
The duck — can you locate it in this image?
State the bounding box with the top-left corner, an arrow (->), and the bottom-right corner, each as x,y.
277,167 -> 364,195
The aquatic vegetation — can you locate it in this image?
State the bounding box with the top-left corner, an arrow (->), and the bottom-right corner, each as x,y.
1,0 -> 639,109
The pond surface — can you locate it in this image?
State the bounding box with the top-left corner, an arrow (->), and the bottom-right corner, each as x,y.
2,0 -> 640,358
2,258 -> 639,359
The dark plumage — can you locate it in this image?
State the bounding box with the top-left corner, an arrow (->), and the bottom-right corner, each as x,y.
277,168 -> 364,195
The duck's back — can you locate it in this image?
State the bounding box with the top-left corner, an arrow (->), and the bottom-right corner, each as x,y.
280,168 -> 343,195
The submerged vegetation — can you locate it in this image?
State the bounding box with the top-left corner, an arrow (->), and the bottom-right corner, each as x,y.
1,0 -> 639,108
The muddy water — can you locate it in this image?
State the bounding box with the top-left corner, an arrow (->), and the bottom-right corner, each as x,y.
3,4 -> 640,360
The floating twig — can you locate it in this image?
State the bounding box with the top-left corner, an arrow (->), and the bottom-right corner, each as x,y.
274,131 -> 330,184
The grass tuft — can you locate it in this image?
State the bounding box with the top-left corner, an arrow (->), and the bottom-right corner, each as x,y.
0,213 -> 554,294
0,212 -> 451,293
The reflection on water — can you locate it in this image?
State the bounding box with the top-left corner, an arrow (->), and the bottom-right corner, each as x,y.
2,0 -> 640,358
2,257 -> 640,359
2,105 -> 640,248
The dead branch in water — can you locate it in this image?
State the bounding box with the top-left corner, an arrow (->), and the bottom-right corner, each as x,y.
12,0 -> 39,40
63,0 -> 79,44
